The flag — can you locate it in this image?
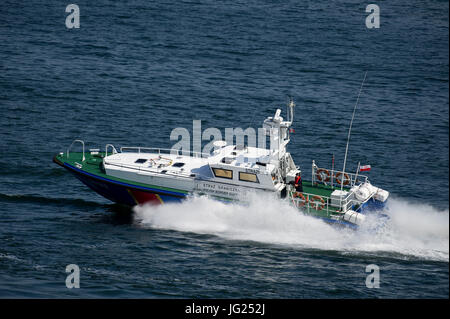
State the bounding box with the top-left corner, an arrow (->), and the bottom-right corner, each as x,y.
360,164 -> 371,172
289,128 -> 295,133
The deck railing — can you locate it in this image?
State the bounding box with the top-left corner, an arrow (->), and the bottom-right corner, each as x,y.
105,144 -> 118,157
289,191 -> 333,218
119,147 -> 210,159
288,188 -> 358,218
67,139 -> 85,161
311,162 -> 368,189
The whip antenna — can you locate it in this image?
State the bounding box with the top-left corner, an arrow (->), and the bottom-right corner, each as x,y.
341,71 -> 367,191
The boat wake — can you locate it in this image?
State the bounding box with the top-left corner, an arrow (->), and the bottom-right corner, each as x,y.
133,193 -> 449,262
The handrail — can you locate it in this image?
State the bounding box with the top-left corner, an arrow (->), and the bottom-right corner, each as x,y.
67,139 -> 85,162
289,189 -> 365,217
120,146 -> 210,158
312,164 -> 368,188
289,190 -> 333,217
105,144 -> 118,157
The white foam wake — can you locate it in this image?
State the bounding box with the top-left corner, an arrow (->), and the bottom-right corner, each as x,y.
133,193 -> 449,261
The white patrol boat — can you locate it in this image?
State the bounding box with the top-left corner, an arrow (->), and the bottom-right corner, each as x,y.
54,100 -> 389,228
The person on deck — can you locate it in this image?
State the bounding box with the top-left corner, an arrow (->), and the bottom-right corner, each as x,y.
294,173 -> 303,192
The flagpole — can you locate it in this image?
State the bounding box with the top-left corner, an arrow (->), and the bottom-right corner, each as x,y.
354,161 -> 360,186
341,71 -> 367,192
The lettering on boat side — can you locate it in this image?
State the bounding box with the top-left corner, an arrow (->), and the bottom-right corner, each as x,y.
65,4 -> 80,29
185,302 -> 265,316
65,264 -> 80,288
365,264 -> 380,288
197,182 -> 244,198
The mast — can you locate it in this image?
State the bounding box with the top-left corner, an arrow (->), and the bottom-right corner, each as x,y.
262,99 -> 295,168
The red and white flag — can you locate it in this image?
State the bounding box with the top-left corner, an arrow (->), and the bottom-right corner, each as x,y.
359,164 -> 371,172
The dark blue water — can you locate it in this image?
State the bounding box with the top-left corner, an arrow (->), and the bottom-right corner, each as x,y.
0,0 -> 448,298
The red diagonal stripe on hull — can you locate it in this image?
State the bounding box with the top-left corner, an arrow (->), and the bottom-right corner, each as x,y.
128,189 -> 162,205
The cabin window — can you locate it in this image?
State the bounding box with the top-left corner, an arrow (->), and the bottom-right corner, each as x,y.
239,172 -> 259,183
135,158 -> 147,164
212,168 -> 233,179
172,162 -> 185,168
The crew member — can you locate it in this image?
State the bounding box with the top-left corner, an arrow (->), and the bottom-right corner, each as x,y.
294,173 -> 303,192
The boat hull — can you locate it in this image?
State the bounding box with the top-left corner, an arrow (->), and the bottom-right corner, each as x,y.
54,157 -> 186,206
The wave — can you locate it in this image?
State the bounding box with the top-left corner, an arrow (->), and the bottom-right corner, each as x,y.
133,193 -> 449,262
0,193 -> 103,208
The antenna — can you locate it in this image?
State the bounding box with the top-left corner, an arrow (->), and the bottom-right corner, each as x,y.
287,96 -> 295,124
286,96 -> 289,123
341,71 -> 367,191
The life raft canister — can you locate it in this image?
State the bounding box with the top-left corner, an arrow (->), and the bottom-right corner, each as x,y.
316,169 -> 331,182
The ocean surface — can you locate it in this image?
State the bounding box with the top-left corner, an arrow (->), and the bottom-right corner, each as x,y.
0,0 -> 448,298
